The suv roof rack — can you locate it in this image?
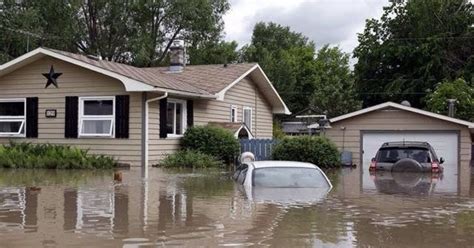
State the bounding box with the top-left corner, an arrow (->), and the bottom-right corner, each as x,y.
381,141 -> 431,148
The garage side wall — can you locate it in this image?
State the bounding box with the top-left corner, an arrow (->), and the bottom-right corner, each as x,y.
325,109 -> 472,164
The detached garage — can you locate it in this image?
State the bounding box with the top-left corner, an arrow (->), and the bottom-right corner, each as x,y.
325,102 -> 474,169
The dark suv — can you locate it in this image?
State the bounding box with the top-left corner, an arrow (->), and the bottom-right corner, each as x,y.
369,141 -> 444,173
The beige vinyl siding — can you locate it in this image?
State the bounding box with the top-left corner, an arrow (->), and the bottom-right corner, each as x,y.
194,77 -> 273,138
325,109 -> 472,163
147,76 -> 275,165
0,57 -> 143,166
147,99 -> 181,163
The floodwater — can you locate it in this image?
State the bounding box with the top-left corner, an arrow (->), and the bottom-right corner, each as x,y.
0,166 -> 473,247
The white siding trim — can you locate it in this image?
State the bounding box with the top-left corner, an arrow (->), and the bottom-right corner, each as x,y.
0,98 -> 26,137
230,105 -> 237,122
215,64 -> 291,115
243,106 -> 252,130
78,96 -> 115,138
0,48 -> 155,92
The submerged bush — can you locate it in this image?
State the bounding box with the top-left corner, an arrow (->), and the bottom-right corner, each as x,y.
181,125 -> 240,163
159,150 -> 222,169
272,136 -> 340,168
0,142 -> 116,169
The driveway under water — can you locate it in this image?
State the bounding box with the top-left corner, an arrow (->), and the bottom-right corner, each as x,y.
0,166 -> 473,247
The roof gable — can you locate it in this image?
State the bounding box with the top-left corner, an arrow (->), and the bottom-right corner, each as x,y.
330,102 -> 474,129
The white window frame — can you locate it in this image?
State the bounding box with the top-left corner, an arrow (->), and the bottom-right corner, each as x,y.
166,98 -> 187,138
243,106 -> 252,130
0,98 -> 26,137
78,96 -> 115,137
230,105 -> 238,122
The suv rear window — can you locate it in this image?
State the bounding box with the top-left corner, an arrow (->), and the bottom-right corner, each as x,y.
377,147 -> 432,163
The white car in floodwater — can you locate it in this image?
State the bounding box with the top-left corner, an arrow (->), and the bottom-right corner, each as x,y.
233,153 -> 333,204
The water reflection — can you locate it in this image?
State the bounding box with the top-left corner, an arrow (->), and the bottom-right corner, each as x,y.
0,167 -> 472,247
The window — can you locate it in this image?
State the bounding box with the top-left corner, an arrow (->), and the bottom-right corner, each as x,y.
0,99 -> 26,137
252,167 -> 330,188
166,99 -> 187,136
243,107 -> 252,129
79,97 -> 115,137
230,105 -> 237,122
377,147 -> 432,163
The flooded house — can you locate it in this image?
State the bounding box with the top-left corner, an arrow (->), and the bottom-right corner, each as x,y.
0,46 -> 290,168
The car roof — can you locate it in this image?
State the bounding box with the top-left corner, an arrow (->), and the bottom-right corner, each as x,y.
248,161 -> 319,169
381,141 -> 432,149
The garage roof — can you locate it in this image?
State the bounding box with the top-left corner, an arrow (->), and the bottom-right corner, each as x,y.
330,102 -> 474,129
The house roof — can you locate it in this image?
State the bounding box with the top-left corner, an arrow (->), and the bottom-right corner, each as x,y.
0,47 -> 290,114
330,102 -> 474,129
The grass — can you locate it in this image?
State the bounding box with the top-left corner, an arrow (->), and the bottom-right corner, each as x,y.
0,142 -> 117,169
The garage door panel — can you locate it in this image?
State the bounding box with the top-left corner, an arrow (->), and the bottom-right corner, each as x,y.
361,131 -> 459,193
362,132 -> 458,166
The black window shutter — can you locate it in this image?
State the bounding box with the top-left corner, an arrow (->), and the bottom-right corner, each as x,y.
65,96 -> 78,138
115,95 -> 130,139
159,98 -> 168,138
26,97 -> 38,138
187,100 -> 194,127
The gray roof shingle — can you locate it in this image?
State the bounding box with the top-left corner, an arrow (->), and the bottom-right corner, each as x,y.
46,48 -> 256,96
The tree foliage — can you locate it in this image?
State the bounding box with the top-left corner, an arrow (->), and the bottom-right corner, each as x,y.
309,45 -> 362,117
187,40 -> 239,65
354,0 -> 474,108
0,0 -> 231,66
242,22 -> 360,115
426,78 -> 474,121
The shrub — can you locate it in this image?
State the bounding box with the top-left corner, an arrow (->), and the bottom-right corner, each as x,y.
0,142 -> 116,169
159,150 -> 222,169
272,136 -> 340,168
181,125 -> 240,163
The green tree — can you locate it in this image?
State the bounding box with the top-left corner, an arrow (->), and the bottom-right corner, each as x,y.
0,0 -> 230,66
241,22 -> 317,113
187,40 -> 239,65
309,45 -> 361,117
354,0 -> 474,107
426,78 -> 474,121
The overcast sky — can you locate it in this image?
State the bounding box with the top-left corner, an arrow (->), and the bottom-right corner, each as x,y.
223,0 -> 390,55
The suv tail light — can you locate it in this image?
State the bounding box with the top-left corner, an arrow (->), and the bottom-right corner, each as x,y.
369,159 -> 377,171
431,161 -> 440,173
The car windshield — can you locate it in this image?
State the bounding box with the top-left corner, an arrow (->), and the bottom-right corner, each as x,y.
252,167 -> 330,188
377,147 -> 432,163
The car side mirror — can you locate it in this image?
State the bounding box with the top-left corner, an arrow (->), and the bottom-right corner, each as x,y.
439,157 -> 445,164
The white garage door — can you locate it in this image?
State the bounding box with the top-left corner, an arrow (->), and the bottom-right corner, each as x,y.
361,132 -> 459,192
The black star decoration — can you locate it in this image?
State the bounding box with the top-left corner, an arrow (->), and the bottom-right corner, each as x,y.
42,65 -> 62,88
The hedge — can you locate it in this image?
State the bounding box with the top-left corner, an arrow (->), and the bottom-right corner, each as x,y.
0,142 -> 116,169
159,150 -> 222,169
272,136 -> 340,168
181,125 -> 240,163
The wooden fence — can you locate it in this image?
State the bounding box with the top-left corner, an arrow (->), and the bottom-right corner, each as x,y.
240,139 -> 279,161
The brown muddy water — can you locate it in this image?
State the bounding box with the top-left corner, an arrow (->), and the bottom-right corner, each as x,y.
0,166 -> 473,247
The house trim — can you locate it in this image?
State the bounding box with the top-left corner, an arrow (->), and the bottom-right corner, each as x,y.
243,106 -> 253,130
331,102 -> 474,129
215,64 -> 291,115
235,124 -> 254,139
0,98 -> 27,137
78,96 -> 116,138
